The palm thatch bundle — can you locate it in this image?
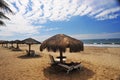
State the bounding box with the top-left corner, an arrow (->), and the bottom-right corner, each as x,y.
0,0 -> 12,12
0,0 -> 13,26
40,34 -> 83,52
40,34 -> 83,63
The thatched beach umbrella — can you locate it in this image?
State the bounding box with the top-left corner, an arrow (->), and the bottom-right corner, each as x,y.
0,40 -> 4,46
40,34 -> 84,63
22,38 -> 41,56
3,40 -> 9,48
0,40 -> 5,46
9,40 -> 14,47
14,40 -> 23,49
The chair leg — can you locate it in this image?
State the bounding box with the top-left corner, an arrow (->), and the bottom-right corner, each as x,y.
67,70 -> 70,74
78,67 -> 82,71
67,68 -> 73,74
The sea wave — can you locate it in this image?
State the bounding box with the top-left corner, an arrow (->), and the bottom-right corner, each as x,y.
84,44 -> 120,48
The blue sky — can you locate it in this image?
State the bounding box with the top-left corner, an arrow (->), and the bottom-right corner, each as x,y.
0,0 -> 120,41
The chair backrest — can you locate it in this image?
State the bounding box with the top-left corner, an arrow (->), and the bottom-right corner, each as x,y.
49,54 -> 55,64
26,50 -> 29,53
73,62 -> 82,69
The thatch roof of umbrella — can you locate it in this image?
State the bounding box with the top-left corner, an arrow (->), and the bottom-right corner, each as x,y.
9,40 -> 14,44
0,40 -> 6,46
2,40 -> 9,44
22,38 -> 41,44
40,34 -> 83,52
2,40 -> 8,43
0,40 -> 5,44
40,34 -> 84,63
0,40 -> 4,44
14,40 -> 23,44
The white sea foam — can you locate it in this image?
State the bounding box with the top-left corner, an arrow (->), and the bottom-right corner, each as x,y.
84,44 -> 120,48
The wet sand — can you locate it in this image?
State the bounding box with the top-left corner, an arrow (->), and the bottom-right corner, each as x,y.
0,44 -> 120,80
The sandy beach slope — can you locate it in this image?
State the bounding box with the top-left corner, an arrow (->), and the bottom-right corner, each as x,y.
0,44 -> 120,80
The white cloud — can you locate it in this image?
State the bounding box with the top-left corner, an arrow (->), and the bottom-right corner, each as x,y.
44,27 -> 60,32
95,7 -> 120,20
0,31 -> 13,36
0,14 -> 43,37
1,0 -> 120,38
5,0 -> 120,23
31,35 -> 52,42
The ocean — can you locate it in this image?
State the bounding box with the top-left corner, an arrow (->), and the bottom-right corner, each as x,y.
81,38 -> 120,47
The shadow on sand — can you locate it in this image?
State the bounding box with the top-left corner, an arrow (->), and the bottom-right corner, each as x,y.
43,66 -> 95,80
17,54 -> 41,59
12,49 -> 22,51
11,48 -> 23,51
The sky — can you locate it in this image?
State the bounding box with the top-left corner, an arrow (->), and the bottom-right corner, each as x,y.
0,0 -> 120,41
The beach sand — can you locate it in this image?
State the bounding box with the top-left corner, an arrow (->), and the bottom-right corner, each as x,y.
0,44 -> 120,80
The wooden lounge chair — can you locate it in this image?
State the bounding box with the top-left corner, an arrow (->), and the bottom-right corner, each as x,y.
58,63 -> 74,74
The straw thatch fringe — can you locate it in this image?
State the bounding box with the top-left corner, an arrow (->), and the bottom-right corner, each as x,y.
40,34 -> 84,52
